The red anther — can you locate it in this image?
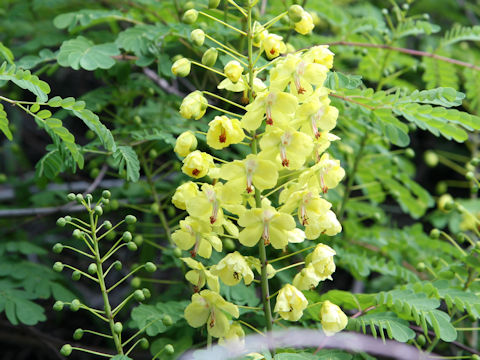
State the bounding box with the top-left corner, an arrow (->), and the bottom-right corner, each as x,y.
219,129 -> 226,143
190,249 -> 197,257
246,186 -> 253,193
192,169 -> 200,176
210,215 -> 216,224
266,117 -> 273,125
270,48 -> 276,55
282,159 -> 289,167
297,87 -> 306,94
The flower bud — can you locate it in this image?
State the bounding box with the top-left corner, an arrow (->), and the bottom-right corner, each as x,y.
88,263 -> 98,275
171,58 -> 191,77
67,193 -> 76,201
208,0 -> 220,8
182,9 -> 198,24
57,217 -> 67,227
125,215 -> 137,224
73,328 -> 84,340
72,229 -> 83,239
438,194 -> 454,212
466,171 -> 475,181
140,338 -> 149,349
142,288 -> 151,299
53,262 -> 64,272
202,47 -> 218,67
85,194 -> 93,202
430,228 -> 440,239
76,193 -> 84,202
174,131 -> 198,157
72,270 -> 81,281
173,247 -> 183,258
294,11 -> 315,35
94,206 -> 103,216
64,215 -> 72,222
165,344 -> 175,355
162,314 -> 173,326
424,150 -> 439,167
103,220 -> 112,229
122,231 -> 132,242
53,243 -> 63,253
127,242 -> 138,251
191,29 -> 205,46
114,260 -> 122,271
102,190 -> 111,199
145,262 -> 157,272
134,235 -> 144,246
224,60 -> 243,83
113,322 -> 123,334
288,5 -> 304,22
134,289 -> 145,301
53,301 -> 64,311
320,300 -> 348,336
179,91 -> 208,120
131,277 -> 142,288
70,299 -> 81,312
60,344 -> 72,357
181,150 -> 214,178
172,182 -> 199,210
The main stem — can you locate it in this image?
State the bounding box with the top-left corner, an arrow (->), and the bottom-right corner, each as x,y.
246,2 -> 273,333
90,211 -> 123,354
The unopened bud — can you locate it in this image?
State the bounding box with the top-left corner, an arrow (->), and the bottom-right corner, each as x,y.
113,322 -> 123,334
171,58 -> 191,77
162,315 -> 173,326
224,60 -> 243,83
202,47 -> 218,67
131,277 -> 141,288
94,206 -> 103,216
424,151 -> 439,167
125,215 -> 137,224
127,242 -> 138,251
73,328 -> 84,340
88,263 -> 98,275
72,270 -> 81,281
165,344 -> 175,355
174,131 -> 198,157
53,262 -> 64,272
122,231 -> 132,242
208,0 -> 220,9
67,193 -> 76,201
430,228 -> 440,239
191,29 -> 205,46
134,289 -> 145,301
288,5 -> 304,23
182,9 -> 198,24
60,344 -> 72,356
57,217 -> 67,227
70,299 -> 81,312
53,301 -> 64,311
145,262 -> 157,272
53,243 -> 64,253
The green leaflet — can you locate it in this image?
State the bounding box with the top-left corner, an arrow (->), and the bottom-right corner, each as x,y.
395,19 -> 440,38
0,280 -> 46,326
349,312 -> 416,343
116,24 -> 170,57
0,62 -> 50,102
0,103 -> 12,140
131,301 -> 189,336
35,149 -> 64,179
441,25 -> 480,47
54,9 -> 128,31
422,55 -> 459,89
57,36 -> 120,71
42,118 -> 83,167
112,146 -> 140,182
325,72 -> 363,90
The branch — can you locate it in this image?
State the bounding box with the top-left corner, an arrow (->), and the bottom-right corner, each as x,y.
411,325 -> 480,355
327,41 -> 480,71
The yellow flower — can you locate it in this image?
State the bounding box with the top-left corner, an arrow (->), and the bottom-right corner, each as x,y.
252,21 -> 268,47
224,60 -> 244,83
259,126 -> 313,169
309,243 -> 336,280
219,154 -> 279,194
293,264 -> 322,290
180,91 -> 208,120
218,75 -> 267,93
171,58 -> 191,77
211,251 -> 254,286
181,257 -> 220,292
207,115 -> 245,150
273,284 -> 308,321
219,321 -> 245,345
305,209 -> 342,237
303,45 -> 334,70
313,132 -> 340,162
171,217 -> 222,258
298,153 -> 345,193
174,131 -> 197,157
246,256 -> 277,279
184,290 -> 239,338
294,11 -> 315,35
241,90 -> 298,131
320,300 -> 348,336
182,150 -> 214,179
172,181 -> 199,210
238,199 -> 296,249
262,33 -> 286,59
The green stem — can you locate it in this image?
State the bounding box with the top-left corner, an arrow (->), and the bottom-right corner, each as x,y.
199,11 -> 247,35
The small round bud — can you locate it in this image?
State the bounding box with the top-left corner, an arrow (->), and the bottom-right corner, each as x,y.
127,242 -> 138,251
162,314 -> 173,326
405,148 -> 415,158
381,8 -> 389,15
102,190 -> 111,199
67,193 -> 76,201
70,299 -> 81,312
0,174 -> 6,183
72,229 -> 83,239
114,260 -> 122,271
171,58 -> 191,77
423,13 -> 430,20
438,194 -> 454,212
202,47 -> 218,67
223,238 -> 235,252
191,29 -> 205,46
85,194 -> 93,202
103,198 -> 110,206
435,181 -> 448,195
88,263 -> 98,275
56,217 -> 67,227
373,212 -> 382,221
417,334 -> 426,346
167,206 -> 176,217
53,262 -> 64,272
90,168 -> 100,178
471,184 -> 479,194
208,0 -> 220,9
134,289 -> 146,301
224,60 -> 243,83
53,301 -> 64,311
466,171 -> 475,181
471,157 -> 480,166
72,270 -> 81,281
466,163 -> 475,172
73,328 -> 84,340
131,277 -> 141,288
417,262 -> 426,271
456,233 -> 466,243
125,215 -> 137,224
133,115 -> 142,125
145,262 -> 157,273
165,344 -> 175,355
142,288 -> 151,299
113,322 -> 123,334
140,338 -> 149,350
288,5 -> 304,23
183,1 -> 194,10
149,149 -> 158,159
173,247 -> 182,258
424,151 -> 439,167
402,3 -> 409,10
106,230 -> 116,241
150,203 -> 160,214
122,231 -> 133,242
60,344 -> 72,357
94,206 -> 103,216
103,220 -> 112,230
182,9 -> 198,24
430,228 -> 440,239
53,243 -> 64,254
134,235 -> 144,246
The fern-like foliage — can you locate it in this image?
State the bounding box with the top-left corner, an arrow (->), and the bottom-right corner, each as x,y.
422,55 -> 459,89
441,25 -> 480,47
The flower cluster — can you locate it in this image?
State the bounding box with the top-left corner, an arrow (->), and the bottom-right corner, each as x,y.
170,3 -> 348,342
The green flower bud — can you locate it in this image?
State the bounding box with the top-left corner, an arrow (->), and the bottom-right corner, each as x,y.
88,263 -> 98,275
131,277 -> 142,288
53,301 -> 64,311
102,190 -> 111,199
134,235 -> 144,246
140,338 -> 149,349
142,288 -> 151,299
182,9 -> 198,24
438,194 -> 454,212
416,334 -> 426,346
103,220 -> 112,230
64,216 -> 72,222
114,260 -> 122,271
466,163 -> 475,172
466,171 -> 475,181
53,243 -> 64,254
162,314 -> 173,326
0,174 -> 6,183
223,238 -> 235,252
90,168 -> 100,178
456,233 -> 466,243
113,322 -> 123,334
435,181 -> 448,195
145,262 -> 157,272
149,149 -> 158,159
56,217 -> 67,227
173,247 -> 182,258
127,242 -> 138,251
76,194 -> 84,203
125,215 -> 137,224
53,262 -> 64,272
133,115 -> 142,125
208,0 -> 220,8
85,194 -> 93,202
85,130 -> 95,139
106,230 -> 116,241
70,299 -> 81,312
150,203 -> 160,214
171,58 -> 191,77
73,328 -> 84,340
202,47 -> 218,67
416,262 -> 426,271
94,206 -> 103,216
405,148 -> 415,158
288,4 -> 304,22
134,289 -> 145,301
122,231 -> 133,242
165,344 -> 175,355
67,193 -> 76,201
424,151 -> 439,167
167,206 -> 176,217
60,344 -> 72,357
191,29 -> 205,46
72,229 -> 83,239
381,8 -> 389,15
72,270 -> 81,281
183,1 -> 194,10
430,229 -> 440,239
471,157 -> 480,166
402,3 -> 409,10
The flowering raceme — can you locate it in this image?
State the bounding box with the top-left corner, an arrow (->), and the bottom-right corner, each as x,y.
170,2 -> 347,345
